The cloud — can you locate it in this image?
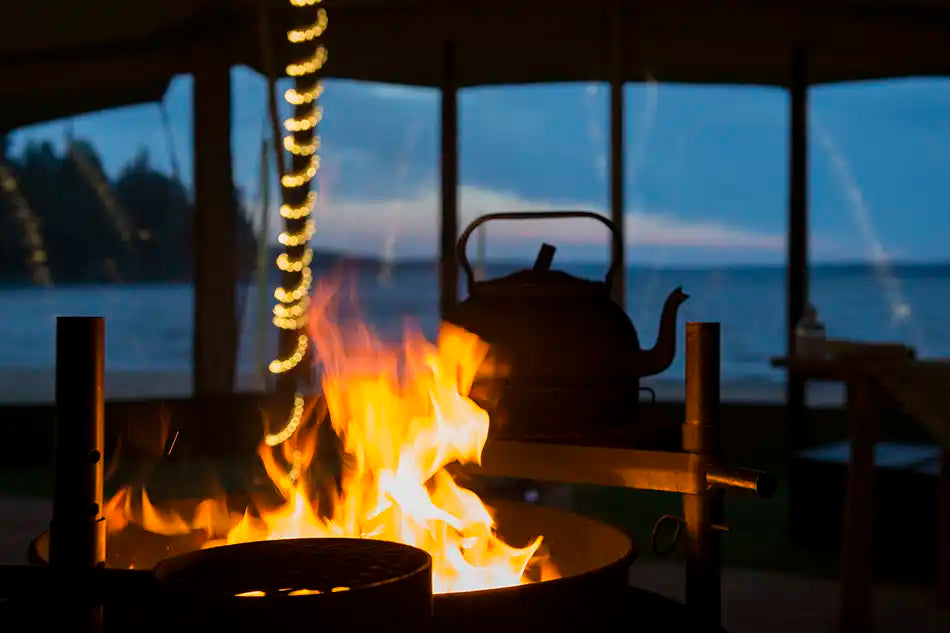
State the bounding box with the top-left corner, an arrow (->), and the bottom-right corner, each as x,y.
363,84 -> 434,101
295,185 -> 788,261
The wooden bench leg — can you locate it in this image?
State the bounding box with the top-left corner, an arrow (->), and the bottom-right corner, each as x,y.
839,380 -> 878,633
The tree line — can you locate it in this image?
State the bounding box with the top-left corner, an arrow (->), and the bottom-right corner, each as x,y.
0,135 -> 258,285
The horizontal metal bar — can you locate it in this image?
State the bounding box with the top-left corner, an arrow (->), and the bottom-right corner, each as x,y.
472,441 -> 702,493
706,465 -> 777,498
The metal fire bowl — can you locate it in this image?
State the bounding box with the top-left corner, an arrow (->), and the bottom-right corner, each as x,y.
438,501 -> 636,632
154,538 -> 433,633
31,501 -> 637,632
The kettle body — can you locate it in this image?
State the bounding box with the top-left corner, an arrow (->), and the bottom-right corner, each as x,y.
444,212 -> 688,441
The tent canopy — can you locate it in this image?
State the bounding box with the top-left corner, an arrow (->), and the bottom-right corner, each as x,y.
3,0 -> 950,129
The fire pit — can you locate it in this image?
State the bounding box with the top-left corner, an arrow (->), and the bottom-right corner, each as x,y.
28,295 -> 644,631
3,316 -> 770,633
31,499 -> 636,633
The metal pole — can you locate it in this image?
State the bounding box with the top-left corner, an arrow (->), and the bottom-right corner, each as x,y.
682,322 -> 723,629
193,49 -> 238,397
786,48 -> 808,446
440,40 -> 459,316
938,447 -> 950,606
50,316 -> 106,632
608,0 -> 626,307
255,135 -> 273,390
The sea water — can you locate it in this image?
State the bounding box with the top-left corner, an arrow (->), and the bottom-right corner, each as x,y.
0,262 -> 947,401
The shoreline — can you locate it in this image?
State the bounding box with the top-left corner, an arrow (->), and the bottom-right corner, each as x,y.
0,368 -> 846,407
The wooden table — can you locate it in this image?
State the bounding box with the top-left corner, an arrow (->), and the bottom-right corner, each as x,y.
772,355 -> 950,633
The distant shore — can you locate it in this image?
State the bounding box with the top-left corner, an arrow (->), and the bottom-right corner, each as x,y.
0,368 -> 845,407
3,249 -> 950,289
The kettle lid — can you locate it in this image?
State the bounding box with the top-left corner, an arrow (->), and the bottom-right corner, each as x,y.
471,268 -> 609,298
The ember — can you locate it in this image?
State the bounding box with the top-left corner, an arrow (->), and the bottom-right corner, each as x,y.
104,276 -> 555,594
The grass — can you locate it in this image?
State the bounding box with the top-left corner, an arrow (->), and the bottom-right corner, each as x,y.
0,468 -> 52,498
570,473 -> 839,579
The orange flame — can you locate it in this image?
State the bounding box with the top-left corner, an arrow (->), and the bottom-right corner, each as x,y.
105,276 -> 550,593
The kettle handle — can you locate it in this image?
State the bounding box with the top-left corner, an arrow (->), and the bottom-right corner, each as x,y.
456,211 -> 620,289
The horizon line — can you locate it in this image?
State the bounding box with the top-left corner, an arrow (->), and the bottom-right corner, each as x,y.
305,248 -> 950,270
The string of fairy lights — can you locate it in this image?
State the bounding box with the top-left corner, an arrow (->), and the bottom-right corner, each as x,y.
264,0 -> 327,448
0,162 -> 52,286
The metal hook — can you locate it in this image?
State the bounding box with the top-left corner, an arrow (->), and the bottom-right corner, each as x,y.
639,386 -> 656,404
651,514 -> 732,557
651,514 -> 684,556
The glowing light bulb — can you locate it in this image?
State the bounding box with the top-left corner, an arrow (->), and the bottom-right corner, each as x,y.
288,10 -> 328,43
269,334 -> 309,374
277,248 -> 314,273
264,393 -> 306,447
284,134 -> 320,156
285,83 -> 323,106
278,220 -> 316,247
280,191 -> 316,220
284,107 -> 322,132
289,0 -> 320,6
275,267 -> 313,303
286,47 -> 328,77
281,155 -> 320,188
273,313 -> 309,330
273,296 -> 310,319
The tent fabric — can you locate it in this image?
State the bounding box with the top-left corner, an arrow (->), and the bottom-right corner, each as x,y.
2,0 -> 949,129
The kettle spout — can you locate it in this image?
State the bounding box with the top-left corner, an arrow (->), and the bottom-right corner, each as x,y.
636,287 -> 689,378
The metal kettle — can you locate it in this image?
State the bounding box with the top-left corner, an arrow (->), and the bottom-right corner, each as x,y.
444,211 -> 688,440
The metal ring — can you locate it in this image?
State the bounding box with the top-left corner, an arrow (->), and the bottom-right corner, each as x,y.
639,386 -> 656,404
651,514 -> 684,556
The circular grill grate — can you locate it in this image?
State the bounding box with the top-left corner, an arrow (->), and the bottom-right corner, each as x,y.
152,538 -> 433,633
154,537 -> 431,599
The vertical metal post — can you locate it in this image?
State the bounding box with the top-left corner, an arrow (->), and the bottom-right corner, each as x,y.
683,322 -> 723,629
608,0 -> 626,307
440,40 -> 459,316
254,135 -> 273,390
193,49 -> 237,397
50,316 -> 106,632
838,380 -> 878,633
938,447 -> 950,606
786,48 -> 808,445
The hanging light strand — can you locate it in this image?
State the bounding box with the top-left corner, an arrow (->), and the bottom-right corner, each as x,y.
267,0 -> 327,446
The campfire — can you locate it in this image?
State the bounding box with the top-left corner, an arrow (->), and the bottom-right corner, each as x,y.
15,312 -> 776,633
103,276 -> 555,594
